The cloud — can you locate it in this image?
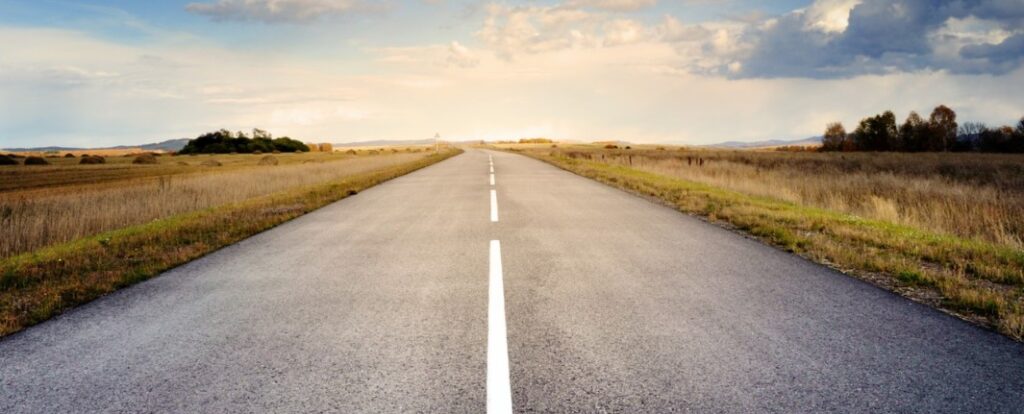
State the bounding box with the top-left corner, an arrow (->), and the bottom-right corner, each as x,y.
447,41 -> 480,68
704,0 -> 1024,79
564,0 -> 657,12
185,0 -> 373,23
476,3 -> 662,59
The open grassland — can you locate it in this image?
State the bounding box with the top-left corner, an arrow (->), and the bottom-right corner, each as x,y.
0,150 -> 424,192
0,148 -> 461,336
499,144 -> 1024,340
2,152 -> 429,258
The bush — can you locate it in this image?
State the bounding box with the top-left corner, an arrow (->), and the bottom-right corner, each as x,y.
258,155 -> 279,166
80,156 -> 106,165
24,156 -> 49,165
132,153 -> 158,164
0,155 -> 18,165
179,129 -> 310,154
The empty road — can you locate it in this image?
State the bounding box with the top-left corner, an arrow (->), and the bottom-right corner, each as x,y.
2,149 -> 1023,413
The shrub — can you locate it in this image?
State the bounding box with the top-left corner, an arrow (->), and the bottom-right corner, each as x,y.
258,155 -> 279,166
80,156 -> 106,165
0,155 -> 18,165
24,156 -> 49,166
132,153 -> 158,164
179,129 -> 310,154
200,159 -> 222,167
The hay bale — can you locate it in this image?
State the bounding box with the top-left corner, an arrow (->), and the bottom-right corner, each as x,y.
345,149 -> 357,155
200,159 -> 222,167
132,153 -> 158,164
258,155 -> 279,166
80,156 -> 106,165
24,156 -> 49,165
0,155 -> 18,165
64,153 -> 76,158
306,143 -> 320,152
318,143 -> 333,152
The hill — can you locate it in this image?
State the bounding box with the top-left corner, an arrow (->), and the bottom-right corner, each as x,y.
3,138 -> 189,153
702,137 -> 822,149
334,139 -> 436,147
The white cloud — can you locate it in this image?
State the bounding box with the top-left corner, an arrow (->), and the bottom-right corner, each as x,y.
185,0 -> 373,23
565,0 -> 657,12
802,0 -> 862,33
447,41 -> 480,68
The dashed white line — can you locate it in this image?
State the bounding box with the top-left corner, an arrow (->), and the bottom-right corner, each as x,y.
490,164 -> 494,173
488,240 -> 513,414
490,173 -> 495,186
490,190 -> 499,222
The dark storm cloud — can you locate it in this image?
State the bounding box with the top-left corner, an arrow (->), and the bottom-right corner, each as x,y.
730,0 -> 1024,78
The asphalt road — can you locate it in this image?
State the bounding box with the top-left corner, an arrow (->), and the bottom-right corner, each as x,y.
2,149 -> 1023,413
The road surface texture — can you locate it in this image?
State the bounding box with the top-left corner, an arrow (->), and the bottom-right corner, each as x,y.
2,149 -> 1023,413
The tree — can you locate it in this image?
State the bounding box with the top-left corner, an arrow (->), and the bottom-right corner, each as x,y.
821,122 -> 847,151
955,122 -> 986,152
179,129 -> 309,154
853,111 -> 898,151
927,105 -> 958,151
898,112 -> 927,152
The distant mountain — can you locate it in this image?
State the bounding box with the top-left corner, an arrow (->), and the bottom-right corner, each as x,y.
703,136 -> 822,149
333,139 -> 437,147
3,138 -> 189,153
117,139 -> 190,152
2,146 -> 83,152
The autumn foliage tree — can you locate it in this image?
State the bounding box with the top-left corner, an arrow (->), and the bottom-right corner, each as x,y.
821,122 -> 847,151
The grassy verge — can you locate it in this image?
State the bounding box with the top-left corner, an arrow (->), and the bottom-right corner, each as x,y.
512,149 -> 1024,341
0,149 -> 460,337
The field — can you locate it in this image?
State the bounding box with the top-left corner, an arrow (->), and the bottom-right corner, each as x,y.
0,147 -> 461,336
497,143 -> 1024,340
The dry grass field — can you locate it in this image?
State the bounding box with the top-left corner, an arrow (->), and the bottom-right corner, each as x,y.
0,150 -> 403,192
1,152 -> 430,258
500,143 -> 1024,340
0,147 -> 461,336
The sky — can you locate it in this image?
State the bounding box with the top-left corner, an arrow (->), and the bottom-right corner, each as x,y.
0,0 -> 1022,148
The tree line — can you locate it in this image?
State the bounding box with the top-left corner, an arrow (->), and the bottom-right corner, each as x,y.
822,106 -> 1024,153
179,129 -> 310,154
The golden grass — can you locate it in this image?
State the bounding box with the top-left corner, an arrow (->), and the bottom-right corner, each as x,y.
503,144 -> 1024,341
1,152 -> 430,259
0,149 -> 461,337
0,151 -> 356,192
555,147 -> 1024,247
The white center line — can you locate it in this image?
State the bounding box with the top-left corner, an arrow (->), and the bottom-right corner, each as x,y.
490,164 -> 494,173
490,173 -> 495,186
488,240 -> 513,414
490,189 -> 499,222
